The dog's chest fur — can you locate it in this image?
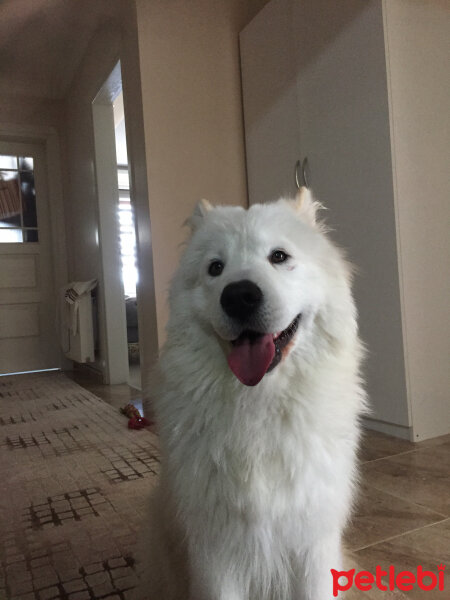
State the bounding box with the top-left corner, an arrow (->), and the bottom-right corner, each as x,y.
157,350 -> 360,548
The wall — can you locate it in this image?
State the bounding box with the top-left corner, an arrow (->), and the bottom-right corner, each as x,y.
384,0 -> 450,440
134,0 -> 261,344
61,0 -> 267,384
64,25 -> 122,375
0,94 -> 65,134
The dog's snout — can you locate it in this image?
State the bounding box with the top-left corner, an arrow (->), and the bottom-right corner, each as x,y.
220,280 -> 263,321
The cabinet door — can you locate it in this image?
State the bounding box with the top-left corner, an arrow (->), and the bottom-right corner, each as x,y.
293,1 -> 394,244
293,0 -> 408,428
240,0 -> 301,205
240,0 -> 409,429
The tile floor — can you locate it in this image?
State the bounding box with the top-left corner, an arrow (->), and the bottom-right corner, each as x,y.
67,369 -> 144,416
3,369 -> 448,599
346,430 -> 449,599
0,371 -> 159,600
73,369 -> 449,599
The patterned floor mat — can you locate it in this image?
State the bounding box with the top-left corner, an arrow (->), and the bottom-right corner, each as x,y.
0,371 -> 159,600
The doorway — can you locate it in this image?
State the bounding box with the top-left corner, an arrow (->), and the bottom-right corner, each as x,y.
92,62 -> 141,389
0,140 -> 60,374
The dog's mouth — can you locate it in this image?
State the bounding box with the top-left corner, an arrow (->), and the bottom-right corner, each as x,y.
227,314 -> 301,387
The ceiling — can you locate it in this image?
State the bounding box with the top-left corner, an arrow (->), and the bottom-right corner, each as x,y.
0,0 -> 126,100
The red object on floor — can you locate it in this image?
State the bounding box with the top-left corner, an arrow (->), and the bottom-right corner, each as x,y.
127,415 -> 152,430
120,403 -> 153,429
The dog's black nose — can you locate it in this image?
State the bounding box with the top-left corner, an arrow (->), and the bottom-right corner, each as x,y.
220,280 -> 263,321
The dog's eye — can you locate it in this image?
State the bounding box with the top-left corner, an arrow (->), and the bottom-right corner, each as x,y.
270,249 -> 289,264
208,260 -> 224,277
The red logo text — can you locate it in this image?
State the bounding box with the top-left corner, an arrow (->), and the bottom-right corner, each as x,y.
331,565 -> 445,596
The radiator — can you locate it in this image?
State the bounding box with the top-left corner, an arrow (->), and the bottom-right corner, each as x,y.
61,280 -> 97,363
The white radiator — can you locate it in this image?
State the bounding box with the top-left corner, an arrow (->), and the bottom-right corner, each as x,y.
61,280 -> 97,363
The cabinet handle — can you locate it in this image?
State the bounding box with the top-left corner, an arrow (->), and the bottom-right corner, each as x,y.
295,157 -> 309,189
302,157 -> 309,189
295,159 -> 301,189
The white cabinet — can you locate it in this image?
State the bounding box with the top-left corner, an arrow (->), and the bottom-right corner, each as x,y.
240,0 -> 450,441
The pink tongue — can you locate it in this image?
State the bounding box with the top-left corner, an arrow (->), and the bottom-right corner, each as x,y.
227,334 -> 275,386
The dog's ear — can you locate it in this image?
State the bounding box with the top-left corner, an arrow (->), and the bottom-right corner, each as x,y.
289,187 -> 324,227
186,199 -> 213,232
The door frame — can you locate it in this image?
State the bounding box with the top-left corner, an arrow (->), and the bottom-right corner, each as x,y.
0,122 -> 69,370
92,68 -> 130,385
89,53 -> 159,394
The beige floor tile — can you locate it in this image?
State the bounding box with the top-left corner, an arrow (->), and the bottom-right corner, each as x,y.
359,429 -> 416,463
66,369 -> 144,413
361,445 -> 450,516
352,519 -> 450,599
415,433 -> 450,450
345,480 -> 446,551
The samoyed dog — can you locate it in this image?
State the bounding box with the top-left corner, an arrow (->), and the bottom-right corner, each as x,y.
142,188 -> 366,600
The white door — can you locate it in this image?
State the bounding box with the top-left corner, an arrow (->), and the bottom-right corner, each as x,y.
0,140 -> 59,374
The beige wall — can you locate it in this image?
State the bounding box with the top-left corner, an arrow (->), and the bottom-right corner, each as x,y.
60,5 -> 160,390
384,0 -> 450,440
135,0 -> 264,344
0,94 -> 65,134
64,25 -> 122,375
63,0 -> 265,375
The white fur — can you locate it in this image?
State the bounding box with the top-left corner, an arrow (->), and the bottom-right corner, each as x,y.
140,190 -> 367,600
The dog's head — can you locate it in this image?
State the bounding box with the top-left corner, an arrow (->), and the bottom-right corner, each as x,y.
169,189 -> 355,386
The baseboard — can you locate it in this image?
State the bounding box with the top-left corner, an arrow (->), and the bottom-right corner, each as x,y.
362,416 -> 413,441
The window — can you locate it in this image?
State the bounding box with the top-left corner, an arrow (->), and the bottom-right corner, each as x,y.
0,155 -> 38,243
117,166 -> 138,297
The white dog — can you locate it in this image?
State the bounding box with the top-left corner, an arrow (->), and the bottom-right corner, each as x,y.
141,188 -> 367,600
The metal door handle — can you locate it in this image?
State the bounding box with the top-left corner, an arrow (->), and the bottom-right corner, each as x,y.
295,157 -> 309,189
